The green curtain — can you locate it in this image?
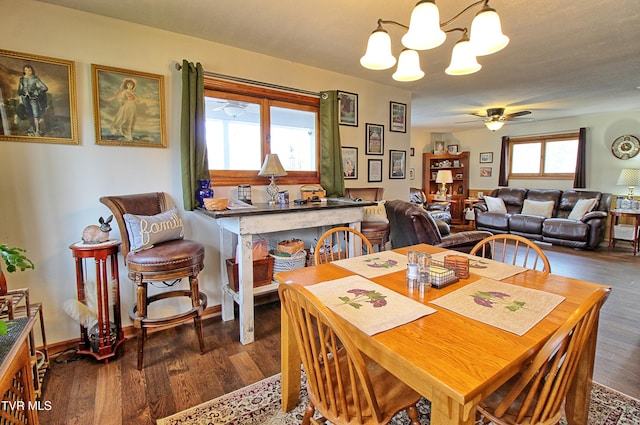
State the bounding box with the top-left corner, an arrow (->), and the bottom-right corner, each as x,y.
180,60 -> 209,210
319,91 -> 344,197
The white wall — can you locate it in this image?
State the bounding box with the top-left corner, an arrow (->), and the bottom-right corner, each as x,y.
0,0 -> 411,344
411,110 -> 640,194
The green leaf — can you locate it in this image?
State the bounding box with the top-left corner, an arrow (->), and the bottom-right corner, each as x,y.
349,302 -> 362,309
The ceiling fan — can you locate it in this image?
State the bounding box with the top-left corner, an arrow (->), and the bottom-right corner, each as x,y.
212,100 -> 250,118
468,107 -> 533,131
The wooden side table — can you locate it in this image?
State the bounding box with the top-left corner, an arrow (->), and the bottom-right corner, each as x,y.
608,209 -> 640,255
69,240 -> 124,361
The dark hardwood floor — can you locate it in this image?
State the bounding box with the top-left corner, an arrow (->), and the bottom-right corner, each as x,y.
39,244 -> 639,425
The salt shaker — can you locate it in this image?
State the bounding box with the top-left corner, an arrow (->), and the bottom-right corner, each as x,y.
417,252 -> 432,290
406,251 -> 419,288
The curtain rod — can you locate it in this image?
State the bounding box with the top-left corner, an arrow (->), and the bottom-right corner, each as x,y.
510,127 -> 588,138
174,62 -> 319,97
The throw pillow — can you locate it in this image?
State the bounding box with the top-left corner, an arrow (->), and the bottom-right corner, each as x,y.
483,196 -> 507,214
124,208 -> 184,252
363,200 -> 389,223
568,198 -> 598,220
521,199 -> 555,218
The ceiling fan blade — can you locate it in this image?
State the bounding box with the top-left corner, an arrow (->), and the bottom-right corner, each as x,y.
470,113 -> 487,118
505,110 -> 532,119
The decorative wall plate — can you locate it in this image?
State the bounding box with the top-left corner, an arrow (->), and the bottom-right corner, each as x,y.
611,135 -> 640,160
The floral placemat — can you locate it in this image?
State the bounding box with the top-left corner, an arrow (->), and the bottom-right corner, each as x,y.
430,278 -> 565,335
330,250 -> 408,278
306,275 -> 436,335
431,250 -> 527,281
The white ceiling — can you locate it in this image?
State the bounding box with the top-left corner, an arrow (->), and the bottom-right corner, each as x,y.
37,0 -> 640,132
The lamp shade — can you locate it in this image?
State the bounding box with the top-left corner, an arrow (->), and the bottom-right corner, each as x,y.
617,169 -> 640,186
484,120 -> 505,131
445,34 -> 481,76
469,5 -> 509,56
401,0 -> 446,51
435,170 -> 453,184
258,154 -> 287,177
360,27 -> 397,70
392,49 -> 425,81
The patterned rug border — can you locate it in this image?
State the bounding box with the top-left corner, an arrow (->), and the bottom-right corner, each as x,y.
157,373 -> 639,425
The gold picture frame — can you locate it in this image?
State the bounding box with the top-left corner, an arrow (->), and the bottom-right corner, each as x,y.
91,64 -> 166,147
0,49 -> 78,144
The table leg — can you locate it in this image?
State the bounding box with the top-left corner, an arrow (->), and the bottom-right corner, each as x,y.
635,217 -> 639,255
429,391 -> 476,425
219,226 -> 235,321
608,215 -> 616,250
238,234 -> 255,345
281,304 -> 301,412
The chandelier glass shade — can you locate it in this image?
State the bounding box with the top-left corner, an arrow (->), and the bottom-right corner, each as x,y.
360,0 -> 509,81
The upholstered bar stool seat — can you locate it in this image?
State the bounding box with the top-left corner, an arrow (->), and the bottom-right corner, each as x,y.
100,193 -> 208,370
360,220 -> 390,251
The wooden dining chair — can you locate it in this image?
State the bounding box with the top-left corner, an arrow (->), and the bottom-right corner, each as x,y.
469,234 -> 551,273
278,283 -> 421,425
314,227 -> 373,265
477,287 -> 610,425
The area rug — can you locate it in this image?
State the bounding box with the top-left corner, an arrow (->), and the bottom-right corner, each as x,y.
157,373 -> 639,425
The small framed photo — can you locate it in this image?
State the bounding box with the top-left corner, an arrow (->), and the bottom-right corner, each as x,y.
365,123 -> 384,155
434,140 -> 446,155
410,147 -> 415,156
368,159 -> 383,182
480,152 -> 493,163
338,91 -> 358,126
480,167 -> 493,177
341,146 -> 358,179
92,64 -> 166,147
455,173 -> 463,179
389,149 -> 406,179
453,159 -> 461,167
409,168 -> 415,180
447,144 -> 459,154
0,49 -> 78,144
389,101 -> 407,133
431,172 -> 437,180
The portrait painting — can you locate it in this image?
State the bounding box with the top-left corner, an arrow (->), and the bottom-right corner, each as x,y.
92,64 -> 166,147
342,146 -> 358,179
338,91 -> 358,127
0,49 -> 78,144
434,140 -> 446,155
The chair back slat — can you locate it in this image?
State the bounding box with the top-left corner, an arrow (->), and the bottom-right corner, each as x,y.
470,234 -> 551,273
485,287 -> 609,425
314,227 -> 373,265
279,283 -> 383,423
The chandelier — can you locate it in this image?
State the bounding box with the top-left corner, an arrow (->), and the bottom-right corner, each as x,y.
360,0 -> 509,81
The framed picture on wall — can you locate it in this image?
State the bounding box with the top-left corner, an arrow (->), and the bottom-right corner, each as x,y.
480,167 -> 492,177
447,144 -> 459,154
480,152 -> 493,163
389,101 -> 407,132
434,140 -> 446,155
342,146 -> 358,179
92,64 -> 166,147
338,91 -> 358,126
365,123 -> 384,155
0,49 -> 78,144
368,159 -> 383,182
389,149 -> 406,179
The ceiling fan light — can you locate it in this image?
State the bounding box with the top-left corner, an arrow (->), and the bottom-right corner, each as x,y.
223,105 -> 246,118
485,119 -> 505,131
360,27 -> 397,70
392,49 -> 425,82
470,6 -> 509,56
401,0 -> 446,51
445,35 -> 481,75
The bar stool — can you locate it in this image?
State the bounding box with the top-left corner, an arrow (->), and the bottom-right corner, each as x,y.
100,192 -> 207,369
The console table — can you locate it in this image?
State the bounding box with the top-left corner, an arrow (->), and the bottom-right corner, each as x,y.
197,200 -> 373,344
608,208 -> 640,255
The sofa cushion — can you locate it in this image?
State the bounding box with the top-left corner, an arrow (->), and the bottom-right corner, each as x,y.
475,212 -> 510,232
484,196 -> 507,213
557,191 -> 602,218
492,188 -> 528,213
542,218 -> 589,241
509,214 -> 545,237
567,198 -> 597,220
521,199 -> 555,218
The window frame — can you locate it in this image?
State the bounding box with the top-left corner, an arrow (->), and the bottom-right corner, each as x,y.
204,77 -> 320,186
508,132 -> 579,180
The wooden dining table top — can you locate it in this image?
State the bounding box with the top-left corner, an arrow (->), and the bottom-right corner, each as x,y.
276,244 -> 611,425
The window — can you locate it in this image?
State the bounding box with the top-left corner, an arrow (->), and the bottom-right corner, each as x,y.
204,78 -> 320,186
509,132 -> 579,179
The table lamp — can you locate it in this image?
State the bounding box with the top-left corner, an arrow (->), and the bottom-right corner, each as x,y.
258,154 -> 288,204
617,168 -> 640,198
435,170 -> 453,196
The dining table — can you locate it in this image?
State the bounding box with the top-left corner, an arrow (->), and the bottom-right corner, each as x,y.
275,243 -> 610,425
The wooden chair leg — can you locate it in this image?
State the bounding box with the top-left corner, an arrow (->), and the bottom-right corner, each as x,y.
194,316 -> 205,354
136,326 -> 145,370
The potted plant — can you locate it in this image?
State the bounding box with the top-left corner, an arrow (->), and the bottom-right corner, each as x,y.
0,244 -> 35,334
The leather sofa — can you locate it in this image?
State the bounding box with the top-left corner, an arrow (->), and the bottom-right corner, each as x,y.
385,200 -> 492,253
473,188 -> 612,249
409,187 -> 452,224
